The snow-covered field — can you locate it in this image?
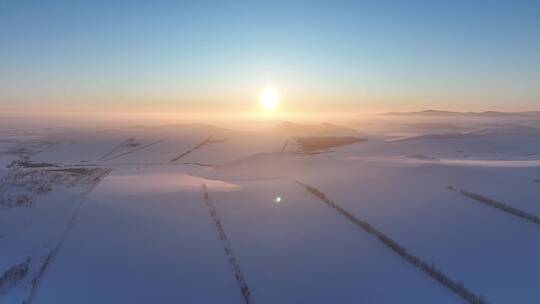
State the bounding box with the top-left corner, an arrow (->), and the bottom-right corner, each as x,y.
1,113 -> 540,303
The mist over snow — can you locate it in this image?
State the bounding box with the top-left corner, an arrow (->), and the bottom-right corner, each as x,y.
1,112 -> 540,303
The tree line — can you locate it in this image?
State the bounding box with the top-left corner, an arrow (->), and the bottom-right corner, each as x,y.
299,181 -> 488,304
448,186 -> 540,226
202,184 -> 251,304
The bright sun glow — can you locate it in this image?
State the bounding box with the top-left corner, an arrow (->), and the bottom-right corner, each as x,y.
259,87 -> 280,110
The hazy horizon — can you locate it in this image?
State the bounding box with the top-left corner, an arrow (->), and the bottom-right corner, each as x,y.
3,2 -> 540,303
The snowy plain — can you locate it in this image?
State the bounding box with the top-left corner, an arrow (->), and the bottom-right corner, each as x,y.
1,112 -> 540,303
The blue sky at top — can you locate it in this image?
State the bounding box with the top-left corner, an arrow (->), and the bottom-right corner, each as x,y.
0,0 -> 539,112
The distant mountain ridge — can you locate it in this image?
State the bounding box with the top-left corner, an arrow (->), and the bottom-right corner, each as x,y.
383,110 -> 540,117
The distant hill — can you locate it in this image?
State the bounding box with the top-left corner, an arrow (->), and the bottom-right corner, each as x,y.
273,121 -> 358,136
383,110 -> 540,117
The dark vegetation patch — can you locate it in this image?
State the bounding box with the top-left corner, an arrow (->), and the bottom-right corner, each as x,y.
182,162 -> 215,168
0,258 -> 31,295
123,137 -> 141,148
0,165 -> 110,208
7,158 -> 58,169
47,168 -> 98,175
205,136 -> 229,145
294,150 -> 335,155
0,170 -> 52,207
295,137 -> 367,153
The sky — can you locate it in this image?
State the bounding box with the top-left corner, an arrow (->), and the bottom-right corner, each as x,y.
1,0 -> 539,114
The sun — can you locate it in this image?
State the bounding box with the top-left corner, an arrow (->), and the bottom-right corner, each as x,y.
259,86 -> 280,110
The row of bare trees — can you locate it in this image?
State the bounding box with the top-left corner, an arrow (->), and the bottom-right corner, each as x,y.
299,182 -> 488,304
449,186 -> 540,226
202,184 -> 251,304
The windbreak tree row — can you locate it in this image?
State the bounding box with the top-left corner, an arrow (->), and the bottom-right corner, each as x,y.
449,186 -> 540,226
202,184 -> 252,304
299,181 -> 488,304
